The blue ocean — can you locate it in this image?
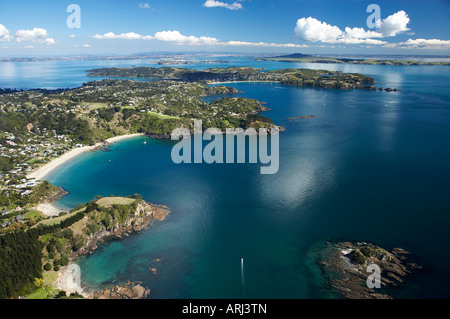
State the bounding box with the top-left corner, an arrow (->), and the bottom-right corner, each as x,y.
2,56 -> 449,298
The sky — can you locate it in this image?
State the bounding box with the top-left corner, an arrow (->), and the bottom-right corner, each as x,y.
0,0 -> 449,57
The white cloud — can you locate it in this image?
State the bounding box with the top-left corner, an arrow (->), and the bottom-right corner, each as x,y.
203,0 -> 243,10
385,38 -> 450,50
92,29 -> 308,48
343,27 -> 382,39
92,32 -> 151,40
293,18 -> 386,44
0,24 -> 12,41
379,10 -> 410,37
295,17 -> 343,43
223,40 -> 308,48
15,28 -> 55,44
75,44 -> 91,48
139,3 -> 153,10
294,10 -> 410,45
70,34 -> 76,38
22,45 -> 35,49
153,30 -> 219,45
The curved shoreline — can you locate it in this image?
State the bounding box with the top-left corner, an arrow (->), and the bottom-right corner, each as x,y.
26,133 -> 146,181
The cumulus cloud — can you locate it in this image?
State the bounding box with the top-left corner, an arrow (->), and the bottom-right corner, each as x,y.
203,0 -> 243,10
93,30 -> 218,44
224,40 -> 308,48
294,10 -> 410,45
75,44 -> 91,48
294,17 -> 343,43
153,30 -> 219,45
92,29 -> 308,48
92,32 -> 152,40
385,38 -> 450,50
343,27 -> 382,39
15,28 -> 55,44
378,10 -> 410,37
0,24 -> 12,41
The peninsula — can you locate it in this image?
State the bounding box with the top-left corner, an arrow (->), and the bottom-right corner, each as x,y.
257,53 -> 450,66
0,194 -> 169,299
87,66 -> 396,91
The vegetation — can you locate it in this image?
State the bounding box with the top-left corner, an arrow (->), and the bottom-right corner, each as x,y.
27,181 -> 63,205
258,53 -> 450,66
349,249 -> 366,265
0,230 -> 43,298
0,193 -> 154,299
87,66 -> 382,90
360,246 -> 377,257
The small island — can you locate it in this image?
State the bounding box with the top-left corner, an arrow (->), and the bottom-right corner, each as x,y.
313,241 -> 424,299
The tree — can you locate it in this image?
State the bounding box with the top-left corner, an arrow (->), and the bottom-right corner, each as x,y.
349,250 -> 366,265
34,277 -> 44,288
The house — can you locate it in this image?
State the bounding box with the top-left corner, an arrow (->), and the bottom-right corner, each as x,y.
0,210 -> 10,216
15,215 -> 24,222
1,221 -> 11,228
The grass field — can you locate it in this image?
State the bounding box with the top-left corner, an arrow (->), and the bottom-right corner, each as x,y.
26,285 -> 60,299
24,210 -> 45,221
146,111 -> 179,120
80,101 -> 109,109
36,209 -> 84,227
96,196 -> 136,207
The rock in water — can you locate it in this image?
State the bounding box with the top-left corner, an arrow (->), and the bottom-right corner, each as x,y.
313,241 -> 424,299
93,281 -> 150,299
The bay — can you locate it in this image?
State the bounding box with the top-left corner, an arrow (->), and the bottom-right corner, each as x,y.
3,57 -> 449,298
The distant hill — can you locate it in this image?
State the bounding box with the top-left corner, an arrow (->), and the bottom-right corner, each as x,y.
271,53 -> 313,59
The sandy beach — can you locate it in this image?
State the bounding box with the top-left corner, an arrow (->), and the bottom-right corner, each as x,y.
36,202 -> 69,217
54,263 -> 91,298
27,133 -> 145,181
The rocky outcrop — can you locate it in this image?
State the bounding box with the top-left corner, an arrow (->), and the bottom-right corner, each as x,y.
316,241 -> 424,299
71,200 -> 170,257
93,281 -> 150,299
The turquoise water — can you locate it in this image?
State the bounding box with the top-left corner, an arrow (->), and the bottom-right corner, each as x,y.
3,57 -> 450,298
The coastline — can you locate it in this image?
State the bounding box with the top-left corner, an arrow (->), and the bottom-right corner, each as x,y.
26,133 -> 146,181
53,198 -> 170,299
207,80 -> 281,85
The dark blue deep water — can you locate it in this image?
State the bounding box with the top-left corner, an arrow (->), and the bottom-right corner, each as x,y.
3,57 -> 449,298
